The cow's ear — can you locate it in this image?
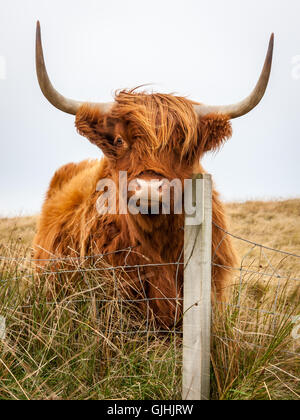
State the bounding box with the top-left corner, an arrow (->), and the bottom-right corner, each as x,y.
75,105 -> 117,159
197,114 -> 232,153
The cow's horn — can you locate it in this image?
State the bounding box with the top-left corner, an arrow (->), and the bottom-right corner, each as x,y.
193,34 -> 274,119
36,21 -> 113,115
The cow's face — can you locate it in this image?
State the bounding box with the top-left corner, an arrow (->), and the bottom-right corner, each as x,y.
36,24 -> 273,213
35,24 -> 273,218
76,90 -> 232,214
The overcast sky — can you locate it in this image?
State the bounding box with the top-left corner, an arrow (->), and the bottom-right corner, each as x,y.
0,0 -> 299,216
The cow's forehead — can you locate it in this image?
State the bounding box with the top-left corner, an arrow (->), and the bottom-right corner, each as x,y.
75,93 -> 232,163
109,93 -> 198,140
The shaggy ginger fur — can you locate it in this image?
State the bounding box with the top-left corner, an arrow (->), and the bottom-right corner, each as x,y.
34,90 -> 237,327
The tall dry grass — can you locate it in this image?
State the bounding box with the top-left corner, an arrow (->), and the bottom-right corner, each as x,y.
0,200 -> 299,400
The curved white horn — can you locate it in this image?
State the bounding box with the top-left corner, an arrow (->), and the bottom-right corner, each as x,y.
36,21 -> 113,115
193,34 -> 274,119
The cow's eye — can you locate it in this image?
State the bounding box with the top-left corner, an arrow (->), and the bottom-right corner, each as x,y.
114,136 -> 124,147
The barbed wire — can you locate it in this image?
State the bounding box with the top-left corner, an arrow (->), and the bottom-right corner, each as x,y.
1,224 -> 299,261
0,246 -> 138,262
213,222 -> 300,259
212,263 -> 300,282
1,224 -> 299,362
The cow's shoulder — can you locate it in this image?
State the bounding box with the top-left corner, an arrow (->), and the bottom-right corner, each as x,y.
46,160 -> 96,199
41,158 -> 108,219
34,158 -> 108,258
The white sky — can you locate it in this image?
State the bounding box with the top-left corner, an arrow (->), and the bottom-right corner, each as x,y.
0,0 -> 300,216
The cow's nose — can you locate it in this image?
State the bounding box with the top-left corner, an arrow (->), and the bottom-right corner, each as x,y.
134,179 -> 165,202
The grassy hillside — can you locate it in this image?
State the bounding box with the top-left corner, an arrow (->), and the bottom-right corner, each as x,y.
226,199 -> 300,257
0,200 -> 299,400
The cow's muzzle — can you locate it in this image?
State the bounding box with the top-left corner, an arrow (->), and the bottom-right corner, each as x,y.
129,178 -> 169,204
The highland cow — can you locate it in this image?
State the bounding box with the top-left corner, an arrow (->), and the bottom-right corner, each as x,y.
33,22 -> 274,326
